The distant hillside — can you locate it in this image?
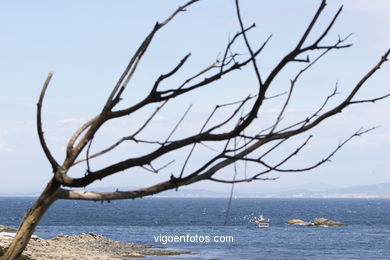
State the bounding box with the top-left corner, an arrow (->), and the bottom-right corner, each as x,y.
1,182 -> 390,198
90,183 -> 390,198
246,182 -> 390,198
322,182 -> 390,198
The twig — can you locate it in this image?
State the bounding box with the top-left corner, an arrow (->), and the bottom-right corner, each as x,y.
165,104 -> 192,142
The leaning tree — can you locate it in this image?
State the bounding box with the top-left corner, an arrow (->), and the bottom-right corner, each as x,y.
3,0 -> 389,259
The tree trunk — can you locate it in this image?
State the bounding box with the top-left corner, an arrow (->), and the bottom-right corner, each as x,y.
1,178 -> 60,260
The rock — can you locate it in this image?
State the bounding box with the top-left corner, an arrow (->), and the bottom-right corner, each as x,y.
0,225 -> 17,232
287,218 -> 345,226
1,232 -> 190,260
0,232 -> 39,240
313,218 -> 345,226
286,219 -> 313,226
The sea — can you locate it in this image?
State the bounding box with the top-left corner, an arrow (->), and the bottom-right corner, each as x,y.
0,197 -> 389,259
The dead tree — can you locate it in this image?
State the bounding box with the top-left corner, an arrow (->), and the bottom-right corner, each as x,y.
3,0 -> 389,259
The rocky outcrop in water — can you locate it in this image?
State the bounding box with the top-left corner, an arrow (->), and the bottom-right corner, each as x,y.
287,218 -> 345,226
286,219 -> 313,226
313,218 -> 345,226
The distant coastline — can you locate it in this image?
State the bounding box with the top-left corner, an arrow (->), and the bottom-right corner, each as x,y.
1,182 -> 390,199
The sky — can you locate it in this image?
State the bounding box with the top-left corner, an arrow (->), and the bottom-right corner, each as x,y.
0,0 -> 389,194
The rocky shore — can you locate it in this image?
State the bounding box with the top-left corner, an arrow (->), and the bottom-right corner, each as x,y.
0,231 -> 190,260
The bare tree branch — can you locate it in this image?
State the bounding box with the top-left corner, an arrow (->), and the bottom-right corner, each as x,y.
349,93 -> 390,104
269,43 -> 342,134
37,72 -> 59,172
7,2 -> 390,259
74,101 -> 169,165
36,0 -> 390,191
150,54 -> 191,94
165,104 -> 192,142
210,177 -> 279,184
271,48 -> 390,140
54,1 -> 389,188
105,0 -> 200,110
235,0 -> 264,87
296,0 -> 326,50
61,0 -> 201,177
254,128 -> 376,174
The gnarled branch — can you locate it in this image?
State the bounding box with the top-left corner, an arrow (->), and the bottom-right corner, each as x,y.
37,72 -> 59,172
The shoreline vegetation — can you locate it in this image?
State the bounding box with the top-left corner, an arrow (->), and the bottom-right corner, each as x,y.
0,228 -> 190,260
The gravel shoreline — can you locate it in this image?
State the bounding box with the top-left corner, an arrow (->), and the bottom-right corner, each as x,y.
0,231 -> 191,259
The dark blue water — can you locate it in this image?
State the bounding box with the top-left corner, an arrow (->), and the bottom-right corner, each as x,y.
1,198 -> 389,259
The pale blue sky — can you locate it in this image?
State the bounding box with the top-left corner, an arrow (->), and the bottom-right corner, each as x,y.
0,0 -> 389,194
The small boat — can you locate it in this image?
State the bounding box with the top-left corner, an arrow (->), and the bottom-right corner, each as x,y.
253,215 -> 270,228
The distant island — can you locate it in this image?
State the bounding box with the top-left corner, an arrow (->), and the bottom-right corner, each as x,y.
2,182 -> 390,199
